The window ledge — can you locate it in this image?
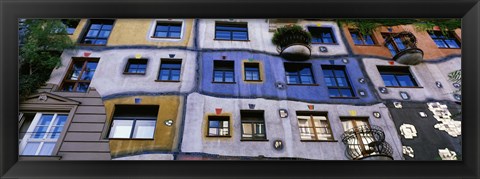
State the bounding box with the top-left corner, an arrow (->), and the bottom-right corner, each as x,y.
213,39 -> 250,42
19,155 -> 62,161
300,140 -> 338,142
150,36 -> 181,39
385,86 -> 424,89
241,139 -> 269,142
311,43 -> 338,45
123,72 -> 146,75
212,81 -> 236,84
155,80 -> 181,82
109,138 -> 155,140
287,83 -> 319,86
244,80 -> 263,82
206,135 -> 232,138
76,43 -> 107,47
438,47 -> 461,49
330,97 -> 360,99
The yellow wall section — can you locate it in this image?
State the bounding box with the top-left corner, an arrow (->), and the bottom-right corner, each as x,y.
69,19 -> 88,43
103,95 -> 182,157
107,19 -> 194,47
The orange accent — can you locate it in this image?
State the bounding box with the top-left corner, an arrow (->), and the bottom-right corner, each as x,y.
215,108 -> 222,115
308,105 -> 314,110
389,61 -> 395,65
83,52 -> 91,57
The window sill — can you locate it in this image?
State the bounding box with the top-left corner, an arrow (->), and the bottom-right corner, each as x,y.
287,83 -> 319,86
212,81 -> 236,84
150,36 -> 181,39
155,80 -> 181,82
330,96 -> 360,99
109,138 -> 155,140
300,140 -> 338,142
19,155 -> 62,161
214,39 -> 250,42
123,72 -> 146,75
385,86 -> 423,89
241,139 -> 269,142
438,47 -> 461,49
244,80 -> 263,82
206,135 -> 232,138
76,43 -> 107,47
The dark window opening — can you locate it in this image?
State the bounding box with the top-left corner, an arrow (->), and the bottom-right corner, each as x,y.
124,58 -> 148,75
428,31 -> 461,49
241,110 -> 266,140
153,22 -> 182,39
322,65 -> 355,98
349,29 -> 376,45
308,27 -> 336,44
207,116 -> 230,136
297,111 -> 334,141
377,66 -> 418,87
60,58 -> 99,92
244,63 -> 261,81
213,60 -> 235,83
108,105 -> 159,139
158,59 -> 182,81
215,22 -> 248,41
80,19 -> 114,45
284,63 -> 315,85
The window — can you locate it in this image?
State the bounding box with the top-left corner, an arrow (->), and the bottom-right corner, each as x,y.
382,33 -> 410,56
297,112 -> 334,141
158,59 -> 182,81
124,58 -> 148,75
60,58 -> 99,92
215,22 -> 248,41
378,66 -> 418,87
341,118 -> 374,157
244,62 -> 261,81
108,105 -> 158,139
349,29 -> 375,45
213,60 -> 235,83
80,19 -> 114,45
308,27 -> 336,44
19,113 -> 68,155
428,31 -> 461,49
284,63 -> 315,85
241,110 -> 266,140
322,65 -> 355,97
152,22 -> 182,39
61,19 -> 80,35
207,116 -> 230,137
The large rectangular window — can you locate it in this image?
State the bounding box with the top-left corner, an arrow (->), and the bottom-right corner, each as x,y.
382,33 -> 410,56
284,63 -> 315,85
207,116 -> 230,137
349,29 -> 376,45
297,112 -> 334,141
158,59 -> 182,81
428,31 -> 461,49
244,62 -> 261,81
322,65 -> 355,98
215,22 -> 248,41
308,27 -> 336,44
80,19 -> 114,45
153,22 -> 182,39
213,60 -> 235,83
124,58 -> 148,75
241,110 -> 266,140
378,66 -> 418,87
60,58 -> 99,92
108,105 -> 158,139
19,113 -> 68,156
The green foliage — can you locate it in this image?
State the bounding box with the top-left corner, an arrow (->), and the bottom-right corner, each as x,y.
19,19 -> 74,100
271,24 -> 312,46
448,69 -> 461,94
337,19 -> 461,36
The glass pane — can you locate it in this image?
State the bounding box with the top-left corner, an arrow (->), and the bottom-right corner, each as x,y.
62,82 -> 75,92
94,39 -> 107,45
169,32 -> 181,38
287,75 -> 298,84
340,89 -> 353,97
170,25 -> 181,32
232,32 -> 248,40
109,120 -> 134,138
322,37 -> 334,43
214,71 -> 223,82
86,61 -> 98,70
86,30 -> 99,37
209,128 -> 218,136
297,117 -> 310,127
386,43 -> 397,56
394,37 -> 406,50
251,72 -> 259,80
323,70 -> 334,77
32,127 -> 48,139
300,75 -> 313,84
22,142 -> 40,155
312,37 -> 322,43
364,35 -> 375,45
38,114 -> 54,125
222,121 -> 229,127
254,123 -> 265,135
101,24 -> 112,30
328,89 -> 340,97
396,75 -> 415,87
159,70 -> 170,80
381,74 -> 399,86
351,33 -> 363,45
38,142 -> 56,155
336,77 -> 348,87
48,126 -> 63,139
155,32 -> 168,37
242,123 -> 252,138
219,128 -> 229,136
215,31 -> 231,40
76,83 -> 89,92
334,70 -> 345,77
209,120 -> 219,128
90,24 -> 102,30
224,72 -> 234,82
434,39 -> 448,48
444,39 -> 459,48
299,67 -> 312,75
156,25 -> 169,31
132,120 -> 156,139
324,77 -> 335,86
97,30 -> 110,38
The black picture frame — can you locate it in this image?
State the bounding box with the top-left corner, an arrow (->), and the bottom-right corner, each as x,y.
1,0 -> 479,178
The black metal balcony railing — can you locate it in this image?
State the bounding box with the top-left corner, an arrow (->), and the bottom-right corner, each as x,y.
383,31 -> 424,65
341,125 -> 393,160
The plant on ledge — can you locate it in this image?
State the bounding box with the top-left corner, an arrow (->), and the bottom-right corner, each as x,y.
337,19 -> 461,36
271,24 -> 312,49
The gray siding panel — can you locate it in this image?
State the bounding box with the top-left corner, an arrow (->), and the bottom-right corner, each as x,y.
75,106 -> 106,114
70,98 -> 104,106
58,152 -> 111,160
72,114 -> 107,123
60,142 -> 110,152
64,132 -> 102,142
68,123 -> 104,132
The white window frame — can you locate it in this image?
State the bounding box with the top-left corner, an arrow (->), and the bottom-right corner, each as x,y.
148,19 -> 185,41
19,112 -> 68,156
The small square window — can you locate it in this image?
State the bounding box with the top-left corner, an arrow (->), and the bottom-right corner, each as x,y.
428,31 -> 461,49
158,59 -> 182,81
80,19 -> 114,45
153,22 -> 182,39
108,105 -> 158,139
60,58 -> 98,92
241,110 -> 266,140
207,116 -> 230,137
349,29 -> 376,45
308,27 -> 336,44
244,62 -> 261,81
377,66 -> 418,87
213,60 -> 235,83
215,22 -> 248,41
284,63 -> 315,85
124,58 -> 148,75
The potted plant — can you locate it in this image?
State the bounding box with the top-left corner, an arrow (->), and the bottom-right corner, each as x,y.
272,25 -> 312,60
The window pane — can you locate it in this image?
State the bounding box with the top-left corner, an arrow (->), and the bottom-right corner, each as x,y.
169,32 -> 181,38
224,72 -> 234,82
90,24 -> 102,30
109,120 -> 134,138
209,120 -> 220,128
394,37 -> 406,50
334,70 -> 345,77
101,24 -> 112,30
381,74 -> 399,86
323,70 -> 334,77
340,89 -> 353,97
232,31 -> 248,40
336,77 -> 348,87
297,117 -> 310,127
48,126 -> 63,139
434,39 -> 448,48
94,39 -> 107,45
155,32 -> 168,37
38,142 -> 56,155
22,142 -> 40,155
396,75 -> 415,87
132,120 -> 156,139
209,128 -> 218,136
324,77 -> 336,87
214,71 -> 224,82
76,83 -> 89,92
38,114 -> 54,125
287,75 -> 299,84
97,30 -> 110,38
386,43 -> 397,56
364,35 -> 375,45
61,82 -> 75,92
159,70 -> 170,80
156,25 -> 169,31
328,89 -> 340,97
86,30 -> 99,38
242,123 -> 253,138
351,33 -> 363,45
300,75 -> 313,84
215,31 -> 231,40
299,67 -> 312,75
170,25 -> 181,32
444,39 -> 460,48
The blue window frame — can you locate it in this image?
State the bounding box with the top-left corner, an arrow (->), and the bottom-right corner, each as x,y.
322,65 -> 355,97
158,60 -> 182,81
308,27 -> 336,44
244,63 -> 261,81
349,29 -> 376,45
213,60 -> 235,83
377,66 -> 418,87
428,31 -> 461,49
215,22 -> 248,41
124,58 -> 148,75
81,19 -> 114,45
153,22 -> 182,38
284,63 -> 315,85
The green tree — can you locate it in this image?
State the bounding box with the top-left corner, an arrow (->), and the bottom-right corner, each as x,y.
19,19 -> 74,100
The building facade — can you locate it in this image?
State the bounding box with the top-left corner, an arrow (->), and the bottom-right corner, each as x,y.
18,19 -> 461,160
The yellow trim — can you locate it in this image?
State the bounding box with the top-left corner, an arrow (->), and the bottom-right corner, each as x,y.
241,59 -> 265,84
103,95 -> 182,157
203,113 -> 234,141
69,19 -> 88,43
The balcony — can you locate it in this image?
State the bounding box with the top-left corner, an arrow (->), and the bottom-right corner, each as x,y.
383,31 -> 424,65
341,125 -> 394,160
272,25 -> 312,61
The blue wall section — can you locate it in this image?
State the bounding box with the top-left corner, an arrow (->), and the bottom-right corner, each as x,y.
199,51 -> 379,104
